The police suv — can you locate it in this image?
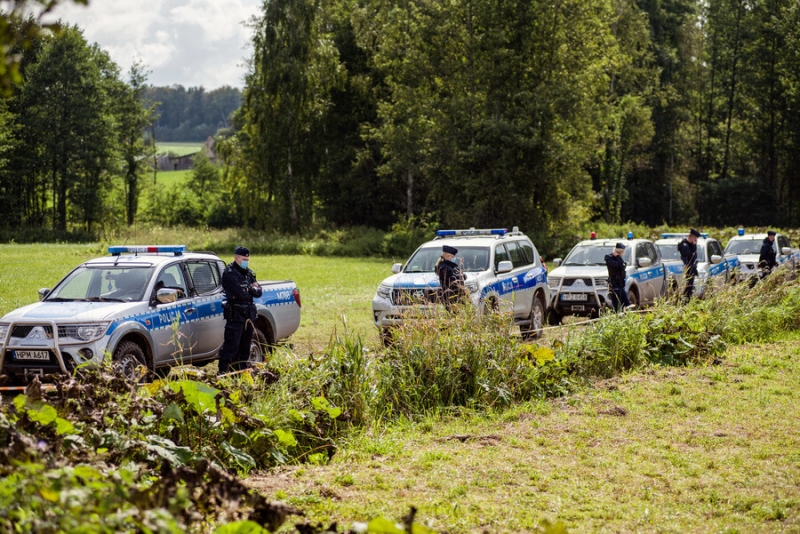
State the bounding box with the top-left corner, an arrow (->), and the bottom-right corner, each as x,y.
724,229 -> 800,281
547,235 -> 666,323
372,228 -> 549,340
0,246 -> 301,384
654,233 -> 735,297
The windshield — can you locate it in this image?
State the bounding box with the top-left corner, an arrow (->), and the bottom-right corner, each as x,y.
657,244 -> 707,262
404,246 -> 490,273
563,244 -> 631,266
725,239 -> 766,255
47,266 -> 155,302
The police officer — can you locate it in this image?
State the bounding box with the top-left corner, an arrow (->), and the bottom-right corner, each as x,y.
436,245 -> 466,310
678,229 -> 700,301
759,230 -> 777,277
219,246 -> 262,374
605,243 -> 630,311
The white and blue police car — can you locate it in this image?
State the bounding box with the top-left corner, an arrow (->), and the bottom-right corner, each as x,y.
0,245 -> 301,384
547,234 -> 666,323
372,227 -> 550,341
724,228 -> 800,281
654,233 -> 734,297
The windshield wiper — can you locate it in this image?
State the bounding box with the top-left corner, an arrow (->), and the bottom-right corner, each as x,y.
83,297 -> 126,302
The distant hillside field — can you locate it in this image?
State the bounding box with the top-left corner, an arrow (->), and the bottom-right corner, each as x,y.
156,143 -> 203,157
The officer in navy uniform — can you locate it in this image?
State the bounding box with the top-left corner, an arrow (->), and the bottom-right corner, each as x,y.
436,245 -> 466,310
759,230 -> 777,277
678,229 -> 700,301
605,243 -> 630,311
219,246 -> 262,374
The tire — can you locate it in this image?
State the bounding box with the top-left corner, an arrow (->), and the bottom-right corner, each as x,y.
482,297 -> 499,315
381,328 -> 394,347
113,341 -> 149,382
249,329 -> 268,365
546,308 -> 562,326
627,287 -> 639,309
522,297 -> 545,340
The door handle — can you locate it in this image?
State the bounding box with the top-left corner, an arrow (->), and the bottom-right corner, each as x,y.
185,307 -> 196,314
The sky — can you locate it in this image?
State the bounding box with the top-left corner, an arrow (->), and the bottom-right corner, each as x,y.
44,0 -> 262,90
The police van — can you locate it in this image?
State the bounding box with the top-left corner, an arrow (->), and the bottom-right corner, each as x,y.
372,227 -> 550,341
0,246 -> 301,384
724,229 -> 800,281
654,233 -> 735,297
547,235 -> 666,324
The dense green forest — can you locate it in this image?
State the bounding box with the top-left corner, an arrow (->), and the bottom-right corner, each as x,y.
1,0 -> 800,239
146,85 -> 241,142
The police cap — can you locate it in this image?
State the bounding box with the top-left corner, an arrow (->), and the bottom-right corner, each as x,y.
442,245 -> 458,255
690,229 -> 701,237
615,242 -> 626,250
234,246 -> 250,256
767,230 -> 776,236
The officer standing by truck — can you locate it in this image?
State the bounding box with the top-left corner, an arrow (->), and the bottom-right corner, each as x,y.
605,243 -> 630,311
436,245 -> 466,310
678,229 -> 700,301
219,246 -> 262,374
759,230 -> 778,277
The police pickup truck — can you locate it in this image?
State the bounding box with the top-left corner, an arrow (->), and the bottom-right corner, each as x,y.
372,228 -> 549,341
654,233 -> 735,297
0,245 -> 301,384
724,229 -> 800,281
547,235 -> 666,324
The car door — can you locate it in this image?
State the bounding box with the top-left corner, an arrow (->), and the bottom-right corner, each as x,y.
151,262 -> 195,366
646,242 -> 665,301
184,260 -> 226,359
493,244 -> 515,313
505,241 -> 533,318
706,240 -> 726,284
778,235 -> 793,267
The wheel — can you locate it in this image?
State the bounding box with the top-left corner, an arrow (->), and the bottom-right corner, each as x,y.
380,328 -> 394,347
522,297 -> 545,340
546,308 -> 562,326
113,341 -> 149,381
482,297 -> 499,315
627,288 -> 639,309
249,329 -> 269,365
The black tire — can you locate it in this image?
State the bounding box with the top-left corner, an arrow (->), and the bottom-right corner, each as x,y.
546,308 -> 562,326
113,341 -> 149,382
522,297 -> 546,340
380,328 -> 394,347
627,287 -> 639,309
482,297 -> 499,315
249,329 -> 268,365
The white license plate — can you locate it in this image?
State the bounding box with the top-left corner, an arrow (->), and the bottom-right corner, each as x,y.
15,350 -> 50,361
571,305 -> 585,312
561,293 -> 587,301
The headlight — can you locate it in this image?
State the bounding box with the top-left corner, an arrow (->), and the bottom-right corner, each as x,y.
466,280 -> 479,294
377,284 -> 392,299
58,323 -> 110,342
0,323 -> 8,345
547,277 -> 561,289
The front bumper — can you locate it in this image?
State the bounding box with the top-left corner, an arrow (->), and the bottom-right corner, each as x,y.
549,290 -> 610,316
372,292 -> 482,328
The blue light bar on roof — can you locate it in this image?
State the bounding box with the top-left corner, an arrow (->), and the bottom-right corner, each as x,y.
436,229 -> 507,237
108,245 -> 186,256
627,232 -> 634,239
661,233 -> 709,239
738,227 -> 745,235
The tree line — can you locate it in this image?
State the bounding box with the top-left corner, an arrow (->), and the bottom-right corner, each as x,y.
146,85 -> 241,142
1,1 -> 800,240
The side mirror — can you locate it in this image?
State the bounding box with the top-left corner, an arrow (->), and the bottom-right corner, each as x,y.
710,254 -> 723,264
156,288 -> 179,304
553,258 -> 562,267
391,263 -> 403,274
496,260 -> 513,274
637,257 -> 652,268
781,247 -> 791,256
38,288 -> 50,301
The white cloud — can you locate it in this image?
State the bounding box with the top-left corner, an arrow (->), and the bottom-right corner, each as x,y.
43,0 -> 261,89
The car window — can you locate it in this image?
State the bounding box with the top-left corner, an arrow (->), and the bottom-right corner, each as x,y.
779,236 -> 790,250
404,246 -> 490,273
519,241 -> 536,266
47,266 -> 154,302
506,241 -> 525,268
646,242 -> 659,263
725,238 -> 762,255
564,243 -> 631,265
494,244 -> 510,270
155,264 -> 188,299
709,240 -> 723,257
187,262 -> 219,295
636,243 -> 648,264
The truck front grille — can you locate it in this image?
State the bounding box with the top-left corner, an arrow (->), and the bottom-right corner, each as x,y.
11,325 -> 54,339
392,288 -> 439,306
561,278 -> 593,287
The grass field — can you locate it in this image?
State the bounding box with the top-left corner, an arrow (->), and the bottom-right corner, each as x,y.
0,245 -> 390,352
156,142 -> 203,157
250,337 -> 800,532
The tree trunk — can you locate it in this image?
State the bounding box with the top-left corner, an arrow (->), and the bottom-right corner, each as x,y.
406,169 -> 413,217
287,144 -> 298,231
720,0 -> 743,181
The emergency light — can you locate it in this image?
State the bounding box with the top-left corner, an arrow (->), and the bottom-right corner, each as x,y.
627,232 -> 634,239
108,245 -> 186,256
738,227 -> 745,235
436,228 -> 507,237
660,233 -> 709,239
